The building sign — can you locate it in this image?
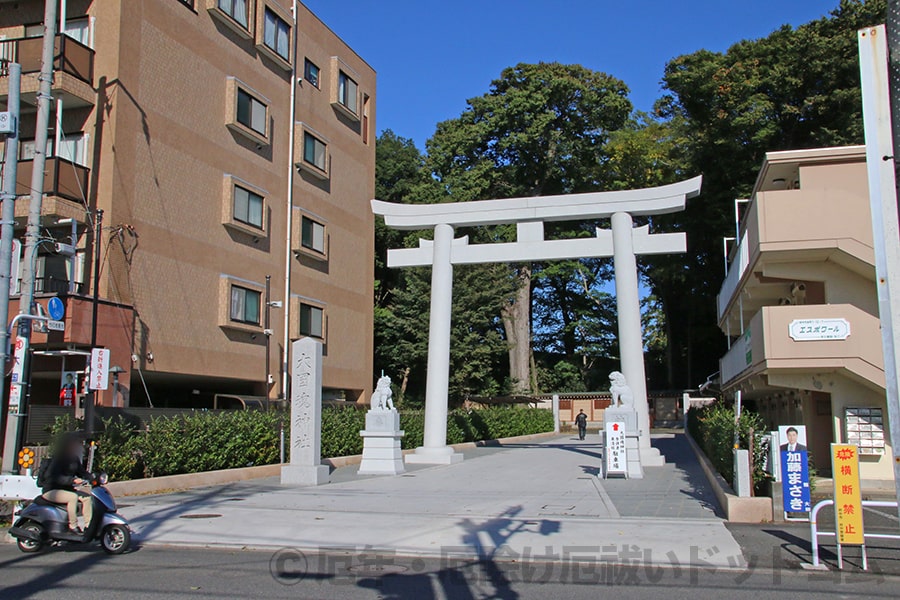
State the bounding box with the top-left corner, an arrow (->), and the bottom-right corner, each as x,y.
789,318 -> 850,341
832,444 -> 864,545
89,348 -> 110,391
779,425 -> 811,513
845,407 -> 886,455
605,421 -> 626,477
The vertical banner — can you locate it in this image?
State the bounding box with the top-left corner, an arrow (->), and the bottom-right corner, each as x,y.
89,348 -> 110,391
605,421 -> 626,477
7,335 -> 27,413
832,443 -> 864,545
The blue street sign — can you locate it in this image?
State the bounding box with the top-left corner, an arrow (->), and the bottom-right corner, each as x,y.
47,296 -> 65,321
781,449 -> 811,513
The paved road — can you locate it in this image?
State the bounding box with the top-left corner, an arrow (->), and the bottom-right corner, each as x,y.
2,544 -> 899,600
116,434 -> 743,569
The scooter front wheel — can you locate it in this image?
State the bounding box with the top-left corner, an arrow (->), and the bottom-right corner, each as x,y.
15,522 -> 45,553
100,524 -> 131,555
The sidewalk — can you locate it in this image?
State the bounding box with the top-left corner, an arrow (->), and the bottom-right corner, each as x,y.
121,433 -> 747,570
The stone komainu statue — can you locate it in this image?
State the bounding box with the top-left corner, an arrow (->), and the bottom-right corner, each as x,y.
370,375 -> 395,411
608,371 -> 634,407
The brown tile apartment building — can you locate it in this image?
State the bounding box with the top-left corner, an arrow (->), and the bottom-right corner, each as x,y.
0,0 -> 375,409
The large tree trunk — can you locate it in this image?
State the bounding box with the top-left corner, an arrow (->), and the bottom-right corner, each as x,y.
502,265 -> 532,395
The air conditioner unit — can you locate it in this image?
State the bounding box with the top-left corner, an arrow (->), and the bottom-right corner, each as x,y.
0,111 -> 16,135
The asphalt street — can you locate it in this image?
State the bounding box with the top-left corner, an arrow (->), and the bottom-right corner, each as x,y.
2,543 -> 900,600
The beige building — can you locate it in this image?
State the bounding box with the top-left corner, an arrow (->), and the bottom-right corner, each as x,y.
0,0 -> 375,409
717,145 -> 893,487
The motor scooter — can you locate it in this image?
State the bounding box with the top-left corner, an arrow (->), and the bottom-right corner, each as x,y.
9,472 -> 132,554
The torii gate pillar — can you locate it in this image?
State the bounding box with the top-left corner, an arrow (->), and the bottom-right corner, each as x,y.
406,223 -> 463,464
612,212 -> 663,466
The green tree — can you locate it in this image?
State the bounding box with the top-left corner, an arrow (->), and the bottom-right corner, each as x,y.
373,130 -> 516,404
642,0 -> 885,388
426,62 -> 632,393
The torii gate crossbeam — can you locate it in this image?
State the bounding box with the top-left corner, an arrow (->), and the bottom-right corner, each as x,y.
372,176 -> 702,468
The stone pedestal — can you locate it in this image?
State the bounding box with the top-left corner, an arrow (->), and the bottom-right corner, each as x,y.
358,410 -> 405,475
405,446 -> 463,465
281,338 -> 331,486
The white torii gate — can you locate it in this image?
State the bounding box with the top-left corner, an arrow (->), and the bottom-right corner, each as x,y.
372,176 -> 702,467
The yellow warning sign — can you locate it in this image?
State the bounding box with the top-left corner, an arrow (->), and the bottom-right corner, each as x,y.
832,444 -> 864,545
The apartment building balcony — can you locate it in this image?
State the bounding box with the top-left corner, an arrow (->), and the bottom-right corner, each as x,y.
13,156 -> 90,223
0,34 -> 95,108
717,185 -> 875,327
719,303 -> 884,391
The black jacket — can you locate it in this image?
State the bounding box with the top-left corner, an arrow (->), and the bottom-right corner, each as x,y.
43,453 -> 91,493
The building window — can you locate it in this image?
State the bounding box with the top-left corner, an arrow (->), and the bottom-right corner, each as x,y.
217,0 -> 249,28
263,8 -> 290,61
301,216 -> 325,254
222,175 -> 268,238
233,185 -> 264,230
303,132 -> 327,172
338,71 -> 358,114
299,303 -> 324,338
304,60 -> 320,88
230,285 -> 261,325
177,0 -> 195,8
237,88 -> 267,137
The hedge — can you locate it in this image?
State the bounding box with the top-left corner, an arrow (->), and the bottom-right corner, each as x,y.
686,402 -> 770,492
48,405 -> 554,481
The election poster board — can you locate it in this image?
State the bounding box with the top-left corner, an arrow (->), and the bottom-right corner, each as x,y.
832,443 -> 864,545
779,425 -> 810,514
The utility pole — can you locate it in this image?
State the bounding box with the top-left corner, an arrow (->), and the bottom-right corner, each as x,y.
4,0 -> 57,473
264,274 -> 271,411
883,1 -> 900,519
0,63 -> 22,474
84,209 -> 103,436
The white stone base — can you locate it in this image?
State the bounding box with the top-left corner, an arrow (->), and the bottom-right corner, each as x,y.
639,446 -> 666,467
280,464 -> 330,486
405,446 -> 464,465
625,434 -> 644,479
359,409 -> 405,475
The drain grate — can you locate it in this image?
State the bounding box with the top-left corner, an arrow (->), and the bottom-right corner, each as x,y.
348,564 -> 409,576
179,513 -> 223,519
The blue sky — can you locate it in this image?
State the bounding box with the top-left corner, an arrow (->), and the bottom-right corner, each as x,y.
303,0 -> 840,150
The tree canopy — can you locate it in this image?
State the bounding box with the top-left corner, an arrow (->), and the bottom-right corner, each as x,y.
373,0 -> 886,402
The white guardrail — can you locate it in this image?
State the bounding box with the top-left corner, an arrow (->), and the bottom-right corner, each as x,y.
809,499 -> 900,570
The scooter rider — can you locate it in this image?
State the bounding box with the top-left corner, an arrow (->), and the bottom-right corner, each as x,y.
42,434 -> 93,535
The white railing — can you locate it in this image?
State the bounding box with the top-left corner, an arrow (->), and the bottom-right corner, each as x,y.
809,498 -> 900,571
717,232 -> 749,320
720,328 -> 752,384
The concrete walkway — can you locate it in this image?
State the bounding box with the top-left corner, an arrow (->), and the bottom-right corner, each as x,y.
122,433 -> 744,568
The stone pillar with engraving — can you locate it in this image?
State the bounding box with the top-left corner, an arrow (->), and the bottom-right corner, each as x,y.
281,338 -> 330,486
358,408 -> 405,475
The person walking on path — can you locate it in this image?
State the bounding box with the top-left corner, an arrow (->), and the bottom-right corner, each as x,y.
575,409 -> 588,440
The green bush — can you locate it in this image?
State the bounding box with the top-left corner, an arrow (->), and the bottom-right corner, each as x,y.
47,405 -> 554,481
687,403 -> 770,491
